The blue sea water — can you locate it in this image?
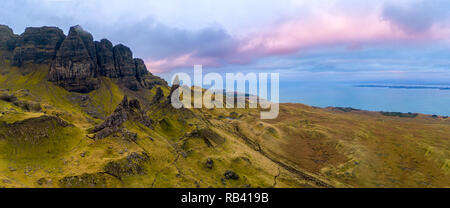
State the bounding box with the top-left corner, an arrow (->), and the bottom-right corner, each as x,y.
280,82 -> 450,116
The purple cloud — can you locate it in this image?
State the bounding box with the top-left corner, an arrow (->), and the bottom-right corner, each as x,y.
382,0 -> 450,34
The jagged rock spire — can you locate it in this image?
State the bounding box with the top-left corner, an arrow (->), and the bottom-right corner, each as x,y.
48,25 -> 99,93
91,95 -> 152,139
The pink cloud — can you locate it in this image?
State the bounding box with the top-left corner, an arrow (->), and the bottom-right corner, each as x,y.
147,11 -> 450,73
145,53 -> 219,73
238,12 -> 432,56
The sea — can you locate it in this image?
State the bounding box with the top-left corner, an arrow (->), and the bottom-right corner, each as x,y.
280,82 -> 450,116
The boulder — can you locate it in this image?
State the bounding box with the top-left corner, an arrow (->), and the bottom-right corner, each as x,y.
12,26 -> 65,66
224,170 -> 239,180
36,178 -> 47,186
206,158 -> 214,169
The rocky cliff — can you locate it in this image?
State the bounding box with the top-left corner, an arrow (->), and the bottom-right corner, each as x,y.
0,25 -> 16,52
95,39 -> 116,77
1,24 -> 162,93
0,25 -> 17,63
12,27 -> 65,67
48,26 -> 99,93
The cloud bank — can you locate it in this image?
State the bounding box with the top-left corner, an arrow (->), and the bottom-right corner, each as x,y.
1,0 -> 450,82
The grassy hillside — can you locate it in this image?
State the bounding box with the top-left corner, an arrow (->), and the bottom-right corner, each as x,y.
0,63 -> 448,188
204,104 -> 450,187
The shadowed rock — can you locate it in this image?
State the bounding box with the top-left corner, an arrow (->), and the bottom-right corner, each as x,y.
113,44 -> 135,77
134,58 -> 149,77
139,74 -> 169,91
0,25 -> 17,52
0,93 -> 41,112
91,96 -> 152,139
95,39 -> 117,77
113,44 -> 143,90
152,87 -> 164,104
71,25 -> 97,68
12,26 -> 65,66
2,24 -> 167,93
206,158 -> 214,169
59,173 -> 117,188
224,170 -> 239,180
104,152 -> 150,179
0,115 -> 71,145
48,25 -> 99,93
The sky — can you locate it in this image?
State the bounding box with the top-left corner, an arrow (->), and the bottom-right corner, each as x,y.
1,0 -> 450,83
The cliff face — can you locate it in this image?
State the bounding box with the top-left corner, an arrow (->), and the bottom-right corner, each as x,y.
113,44 -> 136,77
95,39 -> 116,78
48,26 -> 99,93
0,25 -> 16,52
112,44 -> 142,91
12,27 -> 65,67
0,25 -> 17,63
2,24 -> 161,93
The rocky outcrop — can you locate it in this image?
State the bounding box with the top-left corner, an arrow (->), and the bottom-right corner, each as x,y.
48,25 -> 99,93
47,27 -> 164,92
12,26 -> 65,66
0,115 -> 71,145
72,25 -> 97,68
95,39 -> 117,77
113,44 -> 136,77
135,58 -> 149,77
206,158 -> 214,169
0,92 -> 42,112
112,44 -> 142,91
139,74 -> 169,91
152,87 -> 164,104
104,152 -> 150,179
188,127 -> 226,147
91,96 -> 152,139
0,25 -> 17,63
224,170 -> 240,180
59,173 -> 117,188
134,58 -> 168,89
1,24 -> 167,93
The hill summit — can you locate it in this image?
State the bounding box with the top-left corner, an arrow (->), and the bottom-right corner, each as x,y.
0,25 -> 165,93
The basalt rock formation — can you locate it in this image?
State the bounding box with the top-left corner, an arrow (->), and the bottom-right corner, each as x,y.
2,24 -> 163,93
12,27 -> 65,67
48,26 -> 99,93
0,25 -> 17,61
95,39 -> 116,77
91,96 -> 153,139
113,44 -> 135,77
111,44 -> 142,90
